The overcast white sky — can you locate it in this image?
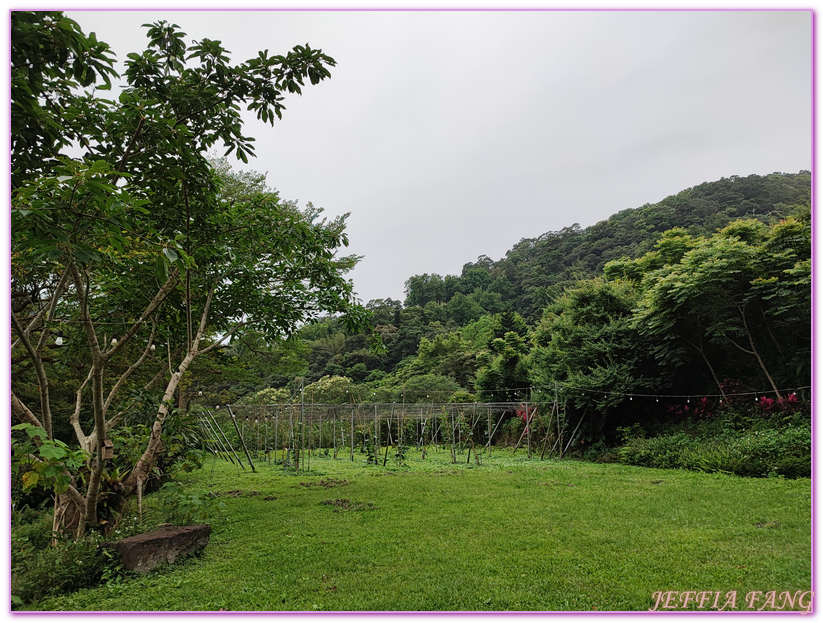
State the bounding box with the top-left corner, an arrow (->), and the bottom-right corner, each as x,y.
62,8 -> 812,305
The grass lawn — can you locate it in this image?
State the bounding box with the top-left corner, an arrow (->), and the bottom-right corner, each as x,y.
30,448 -> 811,612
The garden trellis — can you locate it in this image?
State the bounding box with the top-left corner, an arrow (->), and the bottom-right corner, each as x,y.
198,401 -> 567,471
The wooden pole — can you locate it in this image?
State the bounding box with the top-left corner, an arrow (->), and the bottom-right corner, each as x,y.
275,408 -> 280,465
300,382 -> 305,472
287,404 -> 294,472
563,409 -> 588,455
485,410 -> 507,451
382,403 -> 394,467
374,403 -> 379,460
450,408 -> 457,463
512,407 -> 535,454
206,409 -> 244,468
527,403 -> 531,459
201,413 -> 233,464
226,406 -> 255,472
540,401 -> 557,460
556,383 -> 562,458
487,406 -> 491,456
420,418 -> 427,459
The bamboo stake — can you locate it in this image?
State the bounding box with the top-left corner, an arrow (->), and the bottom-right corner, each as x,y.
382,403 -> 394,467
201,414 -> 232,463
527,403 -> 531,459
206,409 -> 244,468
563,410 -> 588,455
540,401 -> 557,460
487,406 -> 491,456
374,403 -> 379,460
512,404 -> 536,457
287,404 -> 294,472
227,406 -> 256,472
485,411 -> 507,451
545,430 -> 564,460
556,383 -> 563,458
450,409 -> 457,463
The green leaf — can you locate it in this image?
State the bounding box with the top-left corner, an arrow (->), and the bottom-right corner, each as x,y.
39,443 -> 67,461
156,253 -> 168,282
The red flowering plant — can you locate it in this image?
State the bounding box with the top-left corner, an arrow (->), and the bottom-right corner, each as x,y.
667,397 -> 716,419
758,392 -> 802,417
516,404 -> 536,434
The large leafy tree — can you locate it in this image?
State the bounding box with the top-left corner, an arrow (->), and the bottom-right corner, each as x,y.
11,12 -> 372,536
11,11 -> 117,188
475,312 -> 531,403
530,278 -> 661,415
604,212 -> 811,401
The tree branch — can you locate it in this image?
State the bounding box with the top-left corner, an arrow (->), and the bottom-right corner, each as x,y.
112,115 -> 145,182
70,370 -> 93,453
33,268 -> 71,352
11,311 -> 54,438
103,318 -> 159,416
10,273 -> 67,352
104,269 -> 179,361
11,391 -> 44,428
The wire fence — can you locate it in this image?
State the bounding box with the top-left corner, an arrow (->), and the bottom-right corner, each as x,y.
198,402 -> 575,472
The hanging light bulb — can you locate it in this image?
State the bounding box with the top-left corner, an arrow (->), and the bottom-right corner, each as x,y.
198,390 -> 203,396
111,337 -> 118,346
150,344 -> 156,351
54,330 -> 64,347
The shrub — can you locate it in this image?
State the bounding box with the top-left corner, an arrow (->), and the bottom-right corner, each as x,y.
11,533 -> 120,607
615,421 -> 810,478
158,481 -> 225,525
617,432 -> 695,469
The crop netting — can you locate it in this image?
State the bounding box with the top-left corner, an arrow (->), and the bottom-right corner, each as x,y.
198,402 -> 571,471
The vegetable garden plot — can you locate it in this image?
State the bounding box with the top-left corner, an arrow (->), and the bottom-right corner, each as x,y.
198,402 -> 577,472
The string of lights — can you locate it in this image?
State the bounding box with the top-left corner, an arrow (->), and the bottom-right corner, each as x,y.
210,383 -> 810,408
538,384 -> 811,401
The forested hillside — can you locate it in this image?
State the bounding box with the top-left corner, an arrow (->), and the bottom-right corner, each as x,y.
404,171 -> 811,322
209,171 -> 810,454
227,170 -> 809,473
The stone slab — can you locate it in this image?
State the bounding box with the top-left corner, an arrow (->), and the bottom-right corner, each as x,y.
104,524 -> 211,574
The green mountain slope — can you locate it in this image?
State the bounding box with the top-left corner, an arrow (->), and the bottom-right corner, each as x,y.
408,171 -> 811,321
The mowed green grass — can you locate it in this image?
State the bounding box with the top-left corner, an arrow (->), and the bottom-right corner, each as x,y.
34,448 -> 811,612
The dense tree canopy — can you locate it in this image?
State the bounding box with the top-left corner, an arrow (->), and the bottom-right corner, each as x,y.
11,12 -> 372,536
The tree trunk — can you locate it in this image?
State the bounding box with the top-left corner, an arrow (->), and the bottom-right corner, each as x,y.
737,306 -> 783,400
684,335 -> 728,402
125,289 -> 217,493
